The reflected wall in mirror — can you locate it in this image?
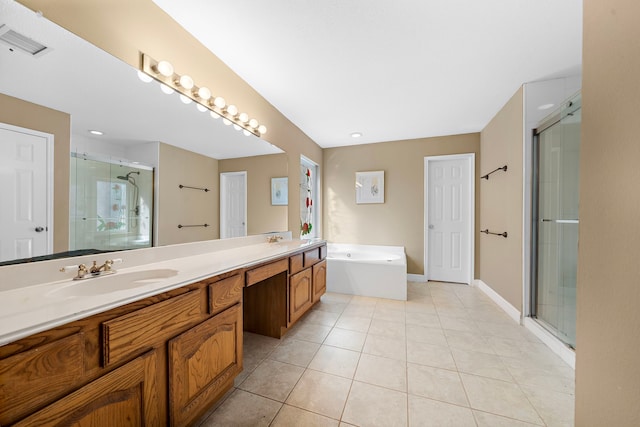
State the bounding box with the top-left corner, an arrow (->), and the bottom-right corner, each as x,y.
0,0 -> 286,265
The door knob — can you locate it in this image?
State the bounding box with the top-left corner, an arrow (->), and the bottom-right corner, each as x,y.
428,224 -> 434,229
35,226 -> 45,232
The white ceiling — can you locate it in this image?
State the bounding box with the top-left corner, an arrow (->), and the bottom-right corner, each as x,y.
153,0 -> 582,148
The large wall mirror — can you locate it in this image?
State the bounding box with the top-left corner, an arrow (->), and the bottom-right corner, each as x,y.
0,0 -> 286,265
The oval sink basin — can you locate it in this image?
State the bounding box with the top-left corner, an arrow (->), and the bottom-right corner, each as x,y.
49,269 -> 179,297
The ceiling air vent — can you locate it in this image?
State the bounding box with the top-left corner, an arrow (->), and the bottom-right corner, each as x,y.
0,24 -> 50,57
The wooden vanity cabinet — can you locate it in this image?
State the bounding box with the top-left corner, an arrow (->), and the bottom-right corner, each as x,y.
312,259 -> 327,303
289,268 -> 313,324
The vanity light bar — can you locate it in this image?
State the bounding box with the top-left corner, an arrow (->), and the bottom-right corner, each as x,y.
140,53 -> 267,138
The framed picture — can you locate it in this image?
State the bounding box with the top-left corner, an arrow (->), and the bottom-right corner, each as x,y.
271,177 -> 288,205
356,171 -> 384,204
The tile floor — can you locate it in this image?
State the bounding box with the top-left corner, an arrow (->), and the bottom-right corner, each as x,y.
196,281 -> 575,427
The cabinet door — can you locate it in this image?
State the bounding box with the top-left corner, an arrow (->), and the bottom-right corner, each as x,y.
13,350 -> 159,427
289,268 -> 313,325
312,259 -> 327,303
169,303 -> 243,427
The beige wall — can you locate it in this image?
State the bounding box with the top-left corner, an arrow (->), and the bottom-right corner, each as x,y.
157,143 -> 218,245
0,93 -> 70,254
323,134 -> 480,275
576,0 -> 640,424
219,154 -> 288,236
18,0 -> 323,239
478,88 -> 524,310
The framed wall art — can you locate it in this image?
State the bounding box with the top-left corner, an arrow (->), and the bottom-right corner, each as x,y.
355,170 -> 384,204
271,177 -> 288,205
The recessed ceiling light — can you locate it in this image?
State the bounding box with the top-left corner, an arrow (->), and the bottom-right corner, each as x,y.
537,103 -> 555,110
351,132 -> 362,138
89,130 -> 104,135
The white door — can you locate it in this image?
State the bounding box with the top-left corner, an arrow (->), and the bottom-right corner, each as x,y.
0,124 -> 52,262
220,172 -> 247,238
425,154 -> 474,284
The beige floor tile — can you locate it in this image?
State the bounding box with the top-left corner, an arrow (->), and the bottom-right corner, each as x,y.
373,306 -> 406,323
376,298 -> 407,310
243,332 -> 281,359
407,363 -> 468,406
303,309 -> 341,327
368,318 -> 406,338
521,385 -> 575,427
342,381 -> 408,427
406,311 -> 441,328
199,389 -> 282,427
269,338 -> 320,367
451,348 -> 514,382
408,395 -> 476,426
322,292 -> 353,303
405,300 -> 437,313
476,320 -> 530,341
341,304 -> 376,318
407,341 -> 456,370
286,322 -> 332,343
437,315 -> 479,332
444,329 -> 495,354
434,306 -> 469,318
506,361 -> 575,395
406,323 -> 448,346
309,345 -> 361,378
354,353 -> 407,392
312,300 -> 348,314
363,334 -> 407,361
234,353 -> 262,386
349,295 -> 379,306
460,373 -> 543,424
286,370 -> 352,419
238,359 -> 305,402
335,314 -> 372,333
271,404 -> 339,427
324,327 -> 367,352
473,410 -> 542,426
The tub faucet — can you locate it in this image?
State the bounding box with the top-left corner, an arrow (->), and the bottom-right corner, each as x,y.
267,235 -> 283,243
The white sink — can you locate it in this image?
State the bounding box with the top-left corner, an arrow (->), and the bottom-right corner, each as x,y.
48,269 -> 179,297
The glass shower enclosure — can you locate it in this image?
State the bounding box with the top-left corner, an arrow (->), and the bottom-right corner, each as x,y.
531,93 -> 581,349
70,153 -> 154,252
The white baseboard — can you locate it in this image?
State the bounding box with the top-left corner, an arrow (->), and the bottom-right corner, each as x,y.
473,279 -> 521,323
407,274 -> 428,282
523,318 -> 575,369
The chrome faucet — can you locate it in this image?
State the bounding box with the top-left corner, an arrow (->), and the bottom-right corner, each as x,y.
267,235 -> 283,243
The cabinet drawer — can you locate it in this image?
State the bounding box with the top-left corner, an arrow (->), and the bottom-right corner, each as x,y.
303,248 -> 321,268
102,289 -> 203,366
289,253 -> 304,275
209,274 -> 243,315
246,258 -> 288,287
0,333 -> 84,426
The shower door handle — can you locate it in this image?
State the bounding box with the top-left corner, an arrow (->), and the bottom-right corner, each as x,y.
540,219 -> 579,224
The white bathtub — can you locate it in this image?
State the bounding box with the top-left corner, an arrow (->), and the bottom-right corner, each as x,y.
326,243 -> 407,301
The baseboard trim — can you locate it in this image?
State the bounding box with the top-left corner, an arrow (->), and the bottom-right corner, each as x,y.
523,318 -> 576,369
472,279 -> 521,323
407,274 -> 428,282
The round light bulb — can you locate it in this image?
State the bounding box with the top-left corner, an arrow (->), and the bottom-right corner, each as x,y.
257,125 -> 267,134
249,118 -> 259,128
243,130 -> 251,136
137,70 -> 153,83
233,124 -> 241,131
210,111 -> 220,119
196,104 -> 207,113
160,83 -> 174,94
156,60 -> 174,77
238,112 -> 249,123
213,97 -> 226,109
179,94 -> 192,104
198,87 -> 212,100
222,118 -> 232,126
178,75 -> 194,89
226,104 -> 238,116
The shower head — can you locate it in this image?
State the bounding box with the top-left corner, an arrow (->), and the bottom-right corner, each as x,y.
116,171 -> 140,181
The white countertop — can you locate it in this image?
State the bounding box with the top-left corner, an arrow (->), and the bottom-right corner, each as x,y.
0,235 -> 324,346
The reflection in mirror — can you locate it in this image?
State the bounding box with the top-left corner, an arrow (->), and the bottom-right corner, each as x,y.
0,0 -> 284,264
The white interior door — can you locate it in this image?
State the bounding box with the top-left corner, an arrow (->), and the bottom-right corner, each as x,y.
0,123 -> 52,262
220,172 -> 247,238
425,154 -> 474,284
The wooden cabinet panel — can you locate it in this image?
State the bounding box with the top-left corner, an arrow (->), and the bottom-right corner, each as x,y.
303,248 -> 320,268
289,253 -> 304,275
102,289 -> 203,367
312,260 -> 327,303
289,269 -> 313,324
169,304 -> 243,427
246,258 -> 288,287
209,274 -> 242,315
320,244 -> 327,260
0,333 -> 84,425
13,350 -> 159,427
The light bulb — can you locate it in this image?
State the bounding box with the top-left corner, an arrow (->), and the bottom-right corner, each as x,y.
222,118 -> 232,126
179,94 -> 192,104
137,70 -> 153,83
213,97 -> 226,109
198,87 -> 211,100
238,112 -> 249,123
233,124 -> 241,131
226,104 -> 238,116
249,118 -> 259,128
156,60 -> 174,77
160,83 -> 174,94
196,104 -> 207,112
178,75 -> 194,89
210,111 -> 220,119
243,130 -> 251,136
258,125 -> 267,134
